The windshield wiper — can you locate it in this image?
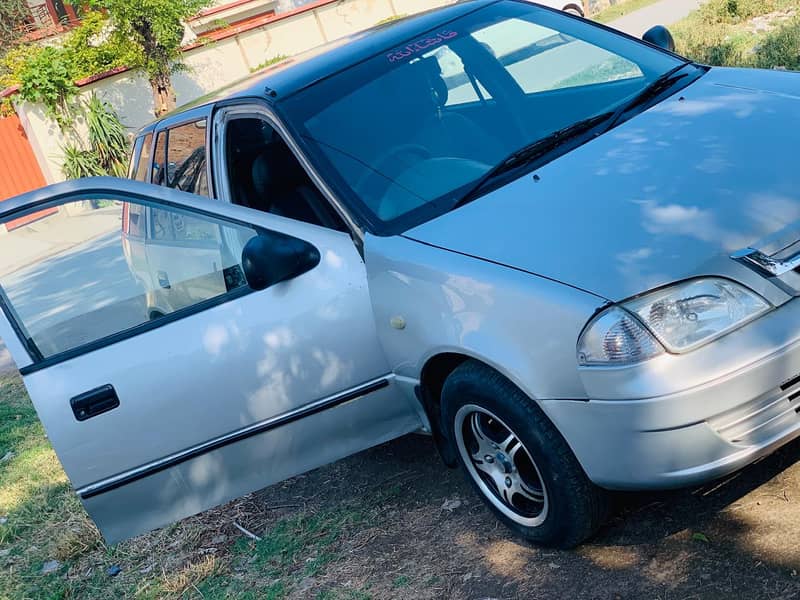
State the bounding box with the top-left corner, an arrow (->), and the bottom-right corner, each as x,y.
452,111 -> 614,210
602,61 -> 694,133
452,62 -> 697,212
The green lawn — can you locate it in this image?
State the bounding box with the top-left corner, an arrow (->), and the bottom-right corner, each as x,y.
0,374 -> 381,599
592,0 -> 662,24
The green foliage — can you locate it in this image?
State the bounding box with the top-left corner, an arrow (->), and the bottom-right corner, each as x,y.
61,145 -> 106,179
62,94 -> 129,179
88,0 -> 213,113
62,11 -> 137,80
592,0 -> 660,24
752,18 -> 800,71
375,14 -> 408,26
85,94 -> 129,176
0,44 -> 38,90
0,0 -> 28,49
251,54 -> 290,72
673,0 -> 800,69
17,47 -> 77,124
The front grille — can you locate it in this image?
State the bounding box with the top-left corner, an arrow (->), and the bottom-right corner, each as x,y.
708,372 -> 800,446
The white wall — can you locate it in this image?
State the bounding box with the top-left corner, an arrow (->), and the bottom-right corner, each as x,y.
17,0 -> 455,183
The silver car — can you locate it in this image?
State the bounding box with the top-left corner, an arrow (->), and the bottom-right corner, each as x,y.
2,0 -> 800,549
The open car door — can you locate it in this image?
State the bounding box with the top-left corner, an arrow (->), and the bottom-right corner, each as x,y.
0,178 -> 422,543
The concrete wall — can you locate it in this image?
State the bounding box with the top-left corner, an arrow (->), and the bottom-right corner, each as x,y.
16,0 -> 453,184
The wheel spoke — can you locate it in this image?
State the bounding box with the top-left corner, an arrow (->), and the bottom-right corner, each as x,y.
518,479 -> 545,504
470,412 -> 489,443
468,413 -> 496,461
501,485 -> 513,506
501,434 -> 523,464
472,456 -> 496,477
455,406 -> 548,524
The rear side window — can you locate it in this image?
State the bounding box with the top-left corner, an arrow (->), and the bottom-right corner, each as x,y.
133,134 -> 153,182
164,120 -> 209,196
153,132 -> 168,186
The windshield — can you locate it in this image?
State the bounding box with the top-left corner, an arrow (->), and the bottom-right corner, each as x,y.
282,0 -> 687,234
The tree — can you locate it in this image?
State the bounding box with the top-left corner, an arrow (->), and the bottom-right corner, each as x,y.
90,0 -> 211,116
0,0 -> 28,52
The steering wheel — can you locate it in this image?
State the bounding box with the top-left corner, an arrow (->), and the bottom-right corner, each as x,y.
354,143 -> 433,200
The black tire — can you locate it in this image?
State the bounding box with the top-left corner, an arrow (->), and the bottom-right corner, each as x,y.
564,4 -> 584,17
441,360 -> 608,548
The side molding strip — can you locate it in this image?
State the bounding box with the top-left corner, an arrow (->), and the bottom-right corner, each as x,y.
77,376 -> 391,500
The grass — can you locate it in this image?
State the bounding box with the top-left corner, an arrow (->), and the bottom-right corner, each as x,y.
250,54 -> 290,73
672,0 -> 800,70
0,373 -> 379,599
592,0 -> 662,24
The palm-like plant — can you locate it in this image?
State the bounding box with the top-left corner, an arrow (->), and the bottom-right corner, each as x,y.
62,93 -> 129,179
85,94 -> 129,177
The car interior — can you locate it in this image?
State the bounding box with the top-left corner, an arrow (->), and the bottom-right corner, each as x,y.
223,118 -> 347,232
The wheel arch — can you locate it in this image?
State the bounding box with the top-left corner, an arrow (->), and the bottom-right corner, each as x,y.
563,3 -> 584,16
418,350 -> 567,468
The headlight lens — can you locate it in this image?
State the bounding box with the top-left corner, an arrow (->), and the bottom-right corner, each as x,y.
577,307 -> 664,366
578,278 -> 771,366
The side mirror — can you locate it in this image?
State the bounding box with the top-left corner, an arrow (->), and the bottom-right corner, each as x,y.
241,231 -> 320,291
642,25 -> 675,52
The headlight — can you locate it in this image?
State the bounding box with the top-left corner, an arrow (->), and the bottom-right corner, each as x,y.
577,278 -> 771,366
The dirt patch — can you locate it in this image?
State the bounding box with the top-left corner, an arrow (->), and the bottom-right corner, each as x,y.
6,374 -> 800,598
214,433 -> 800,599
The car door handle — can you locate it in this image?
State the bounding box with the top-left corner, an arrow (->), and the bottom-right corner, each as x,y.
70,385 -> 120,422
157,271 -> 171,289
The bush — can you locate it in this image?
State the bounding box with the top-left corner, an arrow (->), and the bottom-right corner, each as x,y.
62,11 -> 136,80
752,17 -> 800,70
17,47 -> 77,123
672,0 -> 800,68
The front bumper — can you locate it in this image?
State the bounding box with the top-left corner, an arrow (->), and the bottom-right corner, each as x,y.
542,297 -> 800,490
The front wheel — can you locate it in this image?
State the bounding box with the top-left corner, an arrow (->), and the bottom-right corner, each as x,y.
441,360 -> 608,548
564,4 -> 584,17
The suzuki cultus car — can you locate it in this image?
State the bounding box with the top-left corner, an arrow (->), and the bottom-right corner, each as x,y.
2,1 -> 800,548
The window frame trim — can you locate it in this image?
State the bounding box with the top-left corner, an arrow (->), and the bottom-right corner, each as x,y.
151,105 -> 214,194
132,132 -> 155,183
210,99 -> 365,249
0,189 -> 268,375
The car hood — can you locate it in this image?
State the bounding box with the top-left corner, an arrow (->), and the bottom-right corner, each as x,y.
404,67 -> 800,301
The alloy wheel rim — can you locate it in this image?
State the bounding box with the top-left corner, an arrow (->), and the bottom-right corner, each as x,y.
454,404 -> 548,527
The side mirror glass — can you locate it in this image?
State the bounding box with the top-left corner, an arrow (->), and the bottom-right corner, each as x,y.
642,25 -> 676,52
241,231 -> 320,291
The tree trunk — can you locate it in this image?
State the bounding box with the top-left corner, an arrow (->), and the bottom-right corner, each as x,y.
133,18 -> 178,118
150,72 -> 176,117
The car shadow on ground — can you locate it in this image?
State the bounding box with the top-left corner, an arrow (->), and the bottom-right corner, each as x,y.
250,433 -> 800,598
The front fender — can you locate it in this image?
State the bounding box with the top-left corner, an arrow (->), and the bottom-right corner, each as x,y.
364,234 -> 606,407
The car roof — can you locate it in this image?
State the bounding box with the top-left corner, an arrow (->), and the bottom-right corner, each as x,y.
140,0 -> 499,134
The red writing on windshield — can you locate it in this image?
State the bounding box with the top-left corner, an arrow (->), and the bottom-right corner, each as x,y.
386,30 -> 458,63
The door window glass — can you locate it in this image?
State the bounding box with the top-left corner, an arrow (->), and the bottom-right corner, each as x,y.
164,120 -> 209,196
223,117 -> 347,231
153,131 -> 168,185
0,198 -> 257,359
149,206 -> 221,243
133,133 -> 153,182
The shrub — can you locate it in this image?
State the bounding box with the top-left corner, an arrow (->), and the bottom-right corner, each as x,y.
673,0 -> 800,68
752,17 -> 800,70
61,94 -> 129,179
85,94 -> 129,176
62,11 -> 136,80
17,47 -> 77,124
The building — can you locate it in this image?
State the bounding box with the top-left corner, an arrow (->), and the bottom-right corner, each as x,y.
19,1 -> 80,39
